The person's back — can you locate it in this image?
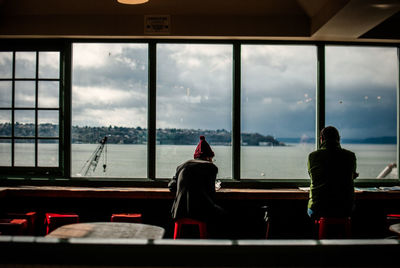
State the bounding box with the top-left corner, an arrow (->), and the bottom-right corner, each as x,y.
169,136 -> 223,222
308,126 -> 358,218
171,159 -> 218,221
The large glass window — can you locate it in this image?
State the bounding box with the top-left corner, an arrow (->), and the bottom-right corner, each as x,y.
241,45 -> 317,179
156,44 -> 232,179
72,43 -> 148,178
326,46 -> 398,179
0,50 -> 60,168
1,41 -> 398,184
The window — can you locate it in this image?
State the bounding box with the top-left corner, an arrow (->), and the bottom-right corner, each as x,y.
156,44 -> 233,179
325,46 -> 398,179
0,50 -> 61,169
241,45 -> 316,179
1,40 -> 399,184
72,43 -> 148,178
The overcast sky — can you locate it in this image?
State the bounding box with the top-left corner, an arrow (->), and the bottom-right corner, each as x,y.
72,44 -> 397,139
0,44 -> 397,140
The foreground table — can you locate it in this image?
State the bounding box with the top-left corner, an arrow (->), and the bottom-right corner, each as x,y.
46,222 -> 165,239
389,223 -> 400,237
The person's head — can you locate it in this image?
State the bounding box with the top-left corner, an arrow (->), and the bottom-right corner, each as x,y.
194,135 -> 215,161
320,126 -> 340,143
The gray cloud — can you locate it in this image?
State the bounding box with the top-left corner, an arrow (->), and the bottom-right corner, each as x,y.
70,44 -> 397,139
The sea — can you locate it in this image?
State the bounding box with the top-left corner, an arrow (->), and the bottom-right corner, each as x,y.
0,143 -> 397,180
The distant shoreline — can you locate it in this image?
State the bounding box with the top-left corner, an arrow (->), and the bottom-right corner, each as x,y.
0,123 -> 396,145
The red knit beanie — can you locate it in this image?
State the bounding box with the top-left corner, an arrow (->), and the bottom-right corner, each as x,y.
194,136 -> 215,159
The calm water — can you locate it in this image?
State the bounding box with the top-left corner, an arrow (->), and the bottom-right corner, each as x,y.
0,143 -> 396,179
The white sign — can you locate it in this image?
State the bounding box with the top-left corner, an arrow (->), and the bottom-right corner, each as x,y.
144,15 -> 170,35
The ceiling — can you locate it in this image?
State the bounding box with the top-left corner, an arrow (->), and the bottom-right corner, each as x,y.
0,0 -> 399,42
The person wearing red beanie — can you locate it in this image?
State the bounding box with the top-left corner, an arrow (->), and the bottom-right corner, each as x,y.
193,135 -> 215,160
168,136 -> 226,238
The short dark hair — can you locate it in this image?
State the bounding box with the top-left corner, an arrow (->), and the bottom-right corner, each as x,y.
320,126 -> 340,142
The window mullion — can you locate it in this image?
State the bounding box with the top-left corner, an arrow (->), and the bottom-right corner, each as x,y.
397,46 -> 400,180
148,41 -> 156,180
316,44 -> 325,149
35,51 -> 39,167
233,42 -> 241,181
62,42 -> 72,178
11,51 -> 15,167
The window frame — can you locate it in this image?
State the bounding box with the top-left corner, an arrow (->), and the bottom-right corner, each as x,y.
0,40 -> 69,177
0,39 -> 398,188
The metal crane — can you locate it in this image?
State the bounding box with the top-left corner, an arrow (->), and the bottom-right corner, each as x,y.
79,136 -> 108,176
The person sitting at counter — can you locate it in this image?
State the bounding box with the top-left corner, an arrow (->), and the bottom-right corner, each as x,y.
168,135 -> 227,238
307,126 -> 359,219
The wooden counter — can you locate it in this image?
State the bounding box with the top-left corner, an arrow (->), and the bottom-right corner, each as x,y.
1,186 -> 400,200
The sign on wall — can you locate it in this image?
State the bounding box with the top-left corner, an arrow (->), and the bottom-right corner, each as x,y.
144,15 -> 170,35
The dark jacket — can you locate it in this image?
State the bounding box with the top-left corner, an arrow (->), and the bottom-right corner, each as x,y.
169,159 -> 220,221
308,141 -> 357,217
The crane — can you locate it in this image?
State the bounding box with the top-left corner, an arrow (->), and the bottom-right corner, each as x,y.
78,136 -> 108,176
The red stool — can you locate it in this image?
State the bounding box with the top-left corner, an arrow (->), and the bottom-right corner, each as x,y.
316,217 -> 351,239
111,213 -> 142,223
174,218 -> 207,239
6,212 -> 37,235
387,214 -> 400,223
0,219 -> 28,235
45,213 -> 79,235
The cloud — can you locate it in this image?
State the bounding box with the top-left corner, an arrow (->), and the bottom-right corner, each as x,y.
70,43 -> 397,139
72,44 -> 148,127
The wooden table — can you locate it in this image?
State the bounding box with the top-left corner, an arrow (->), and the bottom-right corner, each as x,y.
46,222 -> 165,239
389,223 -> 400,236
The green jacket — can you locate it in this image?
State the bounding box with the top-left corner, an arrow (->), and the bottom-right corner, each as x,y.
308,141 -> 357,217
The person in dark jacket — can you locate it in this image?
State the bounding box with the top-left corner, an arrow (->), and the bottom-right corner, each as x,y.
307,126 -> 358,219
169,136 -> 227,237
169,135 -> 224,221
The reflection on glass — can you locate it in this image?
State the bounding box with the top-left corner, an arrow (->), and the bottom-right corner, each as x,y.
325,46 -> 397,179
0,52 -> 13,79
15,81 -> 36,107
15,110 -> 35,137
15,139 -> 35,166
241,45 -> 316,179
156,44 -> 232,178
0,110 -> 11,137
15,52 -> 36,78
72,43 -> 148,178
38,81 -> 59,108
0,140 -> 11,166
39,52 -> 60,79
38,140 -> 58,167
38,110 -> 59,137
0,81 -> 12,107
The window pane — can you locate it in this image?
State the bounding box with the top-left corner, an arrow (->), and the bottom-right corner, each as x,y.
326,46 -> 397,179
38,81 -> 59,108
38,110 -> 59,137
15,139 -> 35,166
0,81 -> 12,108
72,43 -> 148,178
38,139 -> 58,167
0,52 -> 12,79
0,139 -> 11,166
15,110 -> 35,137
15,81 -> 35,107
241,45 -> 316,179
15,52 -> 36,78
0,110 -> 11,137
39,52 -> 60,79
156,44 -> 232,179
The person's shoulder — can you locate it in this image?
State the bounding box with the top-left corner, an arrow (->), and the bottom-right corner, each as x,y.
191,159 -> 218,170
340,147 -> 356,158
308,149 -> 323,158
